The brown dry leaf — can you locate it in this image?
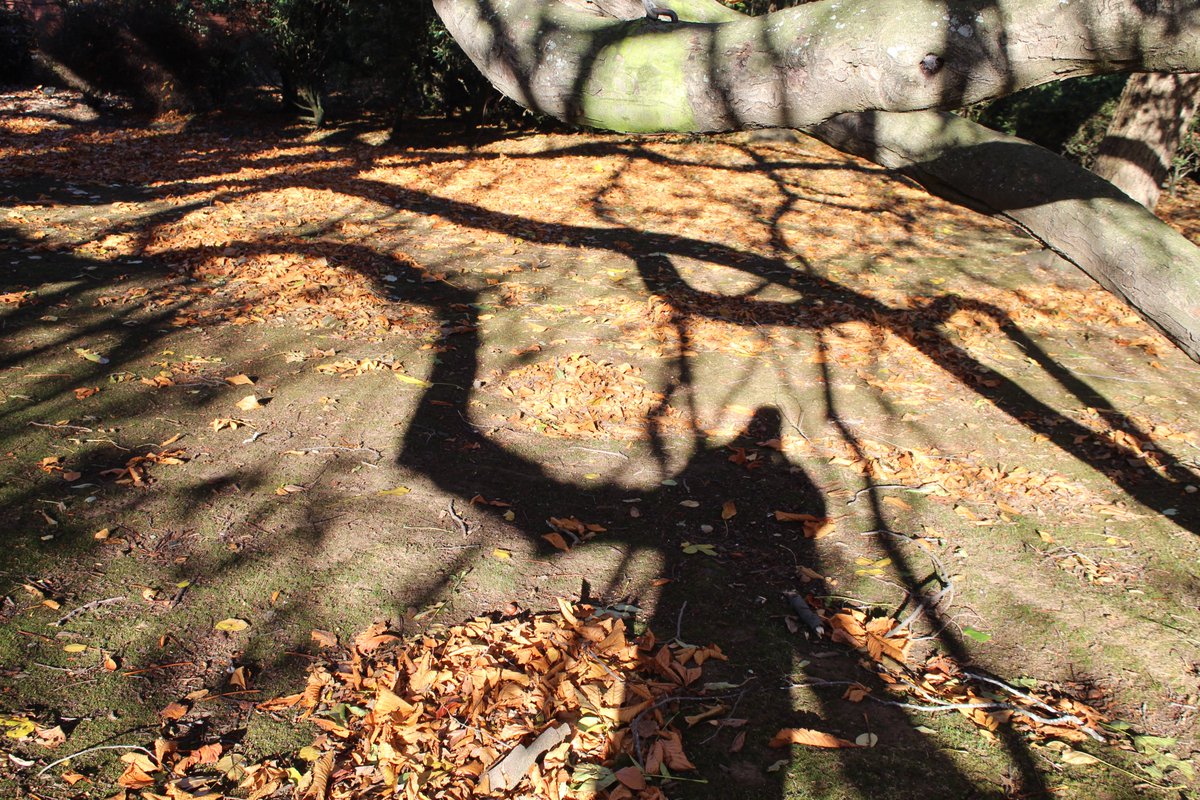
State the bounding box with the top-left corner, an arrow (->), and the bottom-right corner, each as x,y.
229,666 -> 249,690
882,495 -> 913,511
721,500 -> 737,520
353,622 -> 397,653
310,629 -> 338,648
73,386 -> 99,400
769,727 -> 860,749
225,374 -> 255,386
235,395 -> 262,412
542,532 -> 570,552
614,766 -> 646,790
160,701 -> 190,721
308,751 -> 334,799
773,511 -> 835,538
117,762 -> 157,789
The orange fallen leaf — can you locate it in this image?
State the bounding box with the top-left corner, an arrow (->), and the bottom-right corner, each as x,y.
769,727 -> 860,748
721,500 -> 737,520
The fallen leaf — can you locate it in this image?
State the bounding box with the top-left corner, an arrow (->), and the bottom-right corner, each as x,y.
962,627 -> 992,643
721,500 -> 737,520
1061,749 -> 1100,766
235,395 -> 262,412
614,766 -> 646,790
378,486 -> 411,496
225,374 -> 255,386
543,532 -> 570,552
769,727 -> 859,749
394,373 -> 432,387
311,629 -> 338,648
160,702 -> 189,721
73,347 -> 109,364
214,618 -> 249,633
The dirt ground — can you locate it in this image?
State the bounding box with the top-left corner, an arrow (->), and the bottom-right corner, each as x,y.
1,88 -> 1199,800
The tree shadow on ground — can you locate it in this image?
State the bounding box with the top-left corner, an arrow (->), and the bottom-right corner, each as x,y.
1,119 -> 1196,798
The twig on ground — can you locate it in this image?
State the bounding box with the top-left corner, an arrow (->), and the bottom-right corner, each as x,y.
37,744 -> 154,776
568,446 -> 629,460
30,421 -> 92,433
447,499 -> 470,536
54,596 -> 125,627
847,483 -> 938,505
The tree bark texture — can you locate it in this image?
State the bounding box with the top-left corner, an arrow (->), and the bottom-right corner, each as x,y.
1093,72 -> 1200,210
433,0 -> 1200,132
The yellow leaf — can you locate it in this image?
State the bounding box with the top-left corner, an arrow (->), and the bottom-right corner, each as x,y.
394,373 -> 432,387
1061,749 -> 1100,766
214,618 -> 249,632
93,528 -> 111,540
225,374 -> 255,386
235,395 -> 261,412
378,486 -> 410,496
63,643 -> 88,653
492,548 -> 512,560
0,715 -> 36,740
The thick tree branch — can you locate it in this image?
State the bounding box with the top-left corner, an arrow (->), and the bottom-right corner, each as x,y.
811,111 -> 1200,363
434,0 -> 1200,131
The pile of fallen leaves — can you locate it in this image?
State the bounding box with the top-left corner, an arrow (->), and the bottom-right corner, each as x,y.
246,600 -> 725,800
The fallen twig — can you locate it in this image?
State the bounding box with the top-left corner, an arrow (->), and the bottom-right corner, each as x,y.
29,421 -> 92,433
54,596 -> 125,627
37,744 -> 154,776
447,499 -> 470,536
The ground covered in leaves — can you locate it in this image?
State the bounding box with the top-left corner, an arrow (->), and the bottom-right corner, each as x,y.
1,88 -> 1199,800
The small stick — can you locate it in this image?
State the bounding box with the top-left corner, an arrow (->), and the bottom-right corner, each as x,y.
30,422 -> 92,433
121,661 -> 194,677
37,744 -> 154,776
196,690 -> 260,703
55,596 -> 126,627
447,499 -> 470,536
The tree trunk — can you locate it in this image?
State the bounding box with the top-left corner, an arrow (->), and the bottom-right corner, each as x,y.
432,0 -> 1200,132
433,0 -> 1200,363
1092,72 -> 1200,210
